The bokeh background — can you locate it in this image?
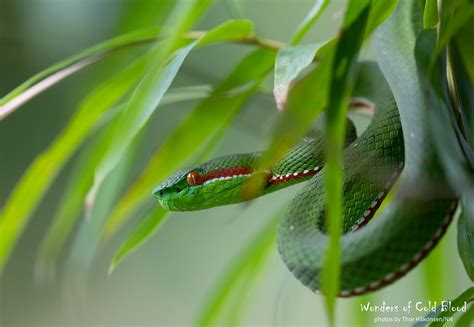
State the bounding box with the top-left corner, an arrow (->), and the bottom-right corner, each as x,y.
0,0 -> 471,326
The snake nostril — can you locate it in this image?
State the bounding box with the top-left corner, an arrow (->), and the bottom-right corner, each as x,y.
176,188 -> 182,193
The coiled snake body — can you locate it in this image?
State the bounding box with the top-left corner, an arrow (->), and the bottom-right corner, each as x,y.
153,60 -> 457,296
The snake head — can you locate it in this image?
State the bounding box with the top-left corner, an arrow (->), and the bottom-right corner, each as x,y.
153,154 -> 260,211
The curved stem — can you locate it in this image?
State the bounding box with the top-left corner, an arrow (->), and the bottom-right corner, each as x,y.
0,29 -> 283,120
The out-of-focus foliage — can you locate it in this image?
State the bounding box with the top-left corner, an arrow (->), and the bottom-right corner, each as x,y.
196,209 -> 281,326
417,287 -> 474,326
108,48 -> 277,270
0,0 -> 473,325
102,47 -> 276,240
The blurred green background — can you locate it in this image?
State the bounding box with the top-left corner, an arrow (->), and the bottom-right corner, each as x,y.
0,0 -> 471,326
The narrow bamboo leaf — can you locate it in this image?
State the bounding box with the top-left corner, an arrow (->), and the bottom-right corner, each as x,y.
455,304 -> 474,327
35,120 -> 115,281
102,48 -> 276,242
290,0 -> 330,45
87,17 -> 253,209
0,56 -> 149,275
273,42 -> 327,109
246,0 -> 397,198
0,18 -> 254,119
364,0 -> 398,39
422,240 -> 445,302
65,131 -> 140,277
117,0 -> 174,32
108,112 -> 229,273
196,212 -> 280,326
156,85 -> 212,106
108,206 -> 168,274
424,0 -> 439,28
34,86 -> 211,276
0,28 -> 162,119
198,19 -> 254,45
437,0 -> 474,53
0,56 -> 101,120
413,25 -> 474,285
243,4 -> 375,326
343,0 -> 371,29
454,19 -> 474,85
322,2 -> 372,324
86,40 -> 200,208
245,40 -> 335,197
420,287 -> 474,327
458,196 -> 474,281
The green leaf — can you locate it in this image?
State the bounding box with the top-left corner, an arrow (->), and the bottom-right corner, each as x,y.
455,303 -> 474,327
87,17 -> 254,208
34,86 -> 211,276
108,110 -> 229,273
102,48 -> 276,242
0,18 -> 255,120
458,196 -> 474,281
0,28 -> 160,119
424,0 -> 439,28
246,0 -> 397,198
437,0 -> 474,53
35,120 -> 116,280
343,0 -> 371,28
364,0 -> 398,39
196,211 -> 280,326
65,131 -> 140,276
245,40 -> 335,197
290,0 -> 330,45
454,19 -> 474,85
108,206 -> 169,274
429,287 -> 474,327
422,239 -> 445,302
198,19 -> 254,45
322,1 -> 372,324
273,42 -> 328,109
117,0 -> 174,32
0,56 -> 149,275
86,40 -> 200,207
413,23 -> 474,286
246,3 -> 377,325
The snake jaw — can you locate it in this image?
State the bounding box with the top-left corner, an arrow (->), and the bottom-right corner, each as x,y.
153,163 -> 261,211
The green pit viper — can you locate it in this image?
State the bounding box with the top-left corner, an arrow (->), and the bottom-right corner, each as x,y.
152,24 -> 459,296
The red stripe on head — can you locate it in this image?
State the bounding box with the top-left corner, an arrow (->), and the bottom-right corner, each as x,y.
201,167 -> 253,183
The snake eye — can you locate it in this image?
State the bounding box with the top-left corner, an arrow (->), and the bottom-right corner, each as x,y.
187,171 -> 203,186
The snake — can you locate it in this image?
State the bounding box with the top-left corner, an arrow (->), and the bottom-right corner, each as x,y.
152,38 -> 459,296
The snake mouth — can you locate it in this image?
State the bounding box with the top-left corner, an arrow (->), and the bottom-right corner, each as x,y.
158,199 -> 171,210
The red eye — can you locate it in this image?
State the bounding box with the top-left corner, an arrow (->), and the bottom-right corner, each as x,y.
187,172 -> 203,186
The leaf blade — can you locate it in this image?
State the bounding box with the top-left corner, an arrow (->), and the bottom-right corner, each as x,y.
290,0 -> 330,45
86,39 -> 201,208
0,56 -> 149,275
0,19 -> 255,119
424,0 -> 439,28
196,211 -> 280,326
108,206 -> 169,274
458,195 -> 474,281
102,48 -> 277,242
273,42 -> 328,109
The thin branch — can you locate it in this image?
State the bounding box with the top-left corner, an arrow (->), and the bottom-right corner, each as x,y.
0,31 -> 283,120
